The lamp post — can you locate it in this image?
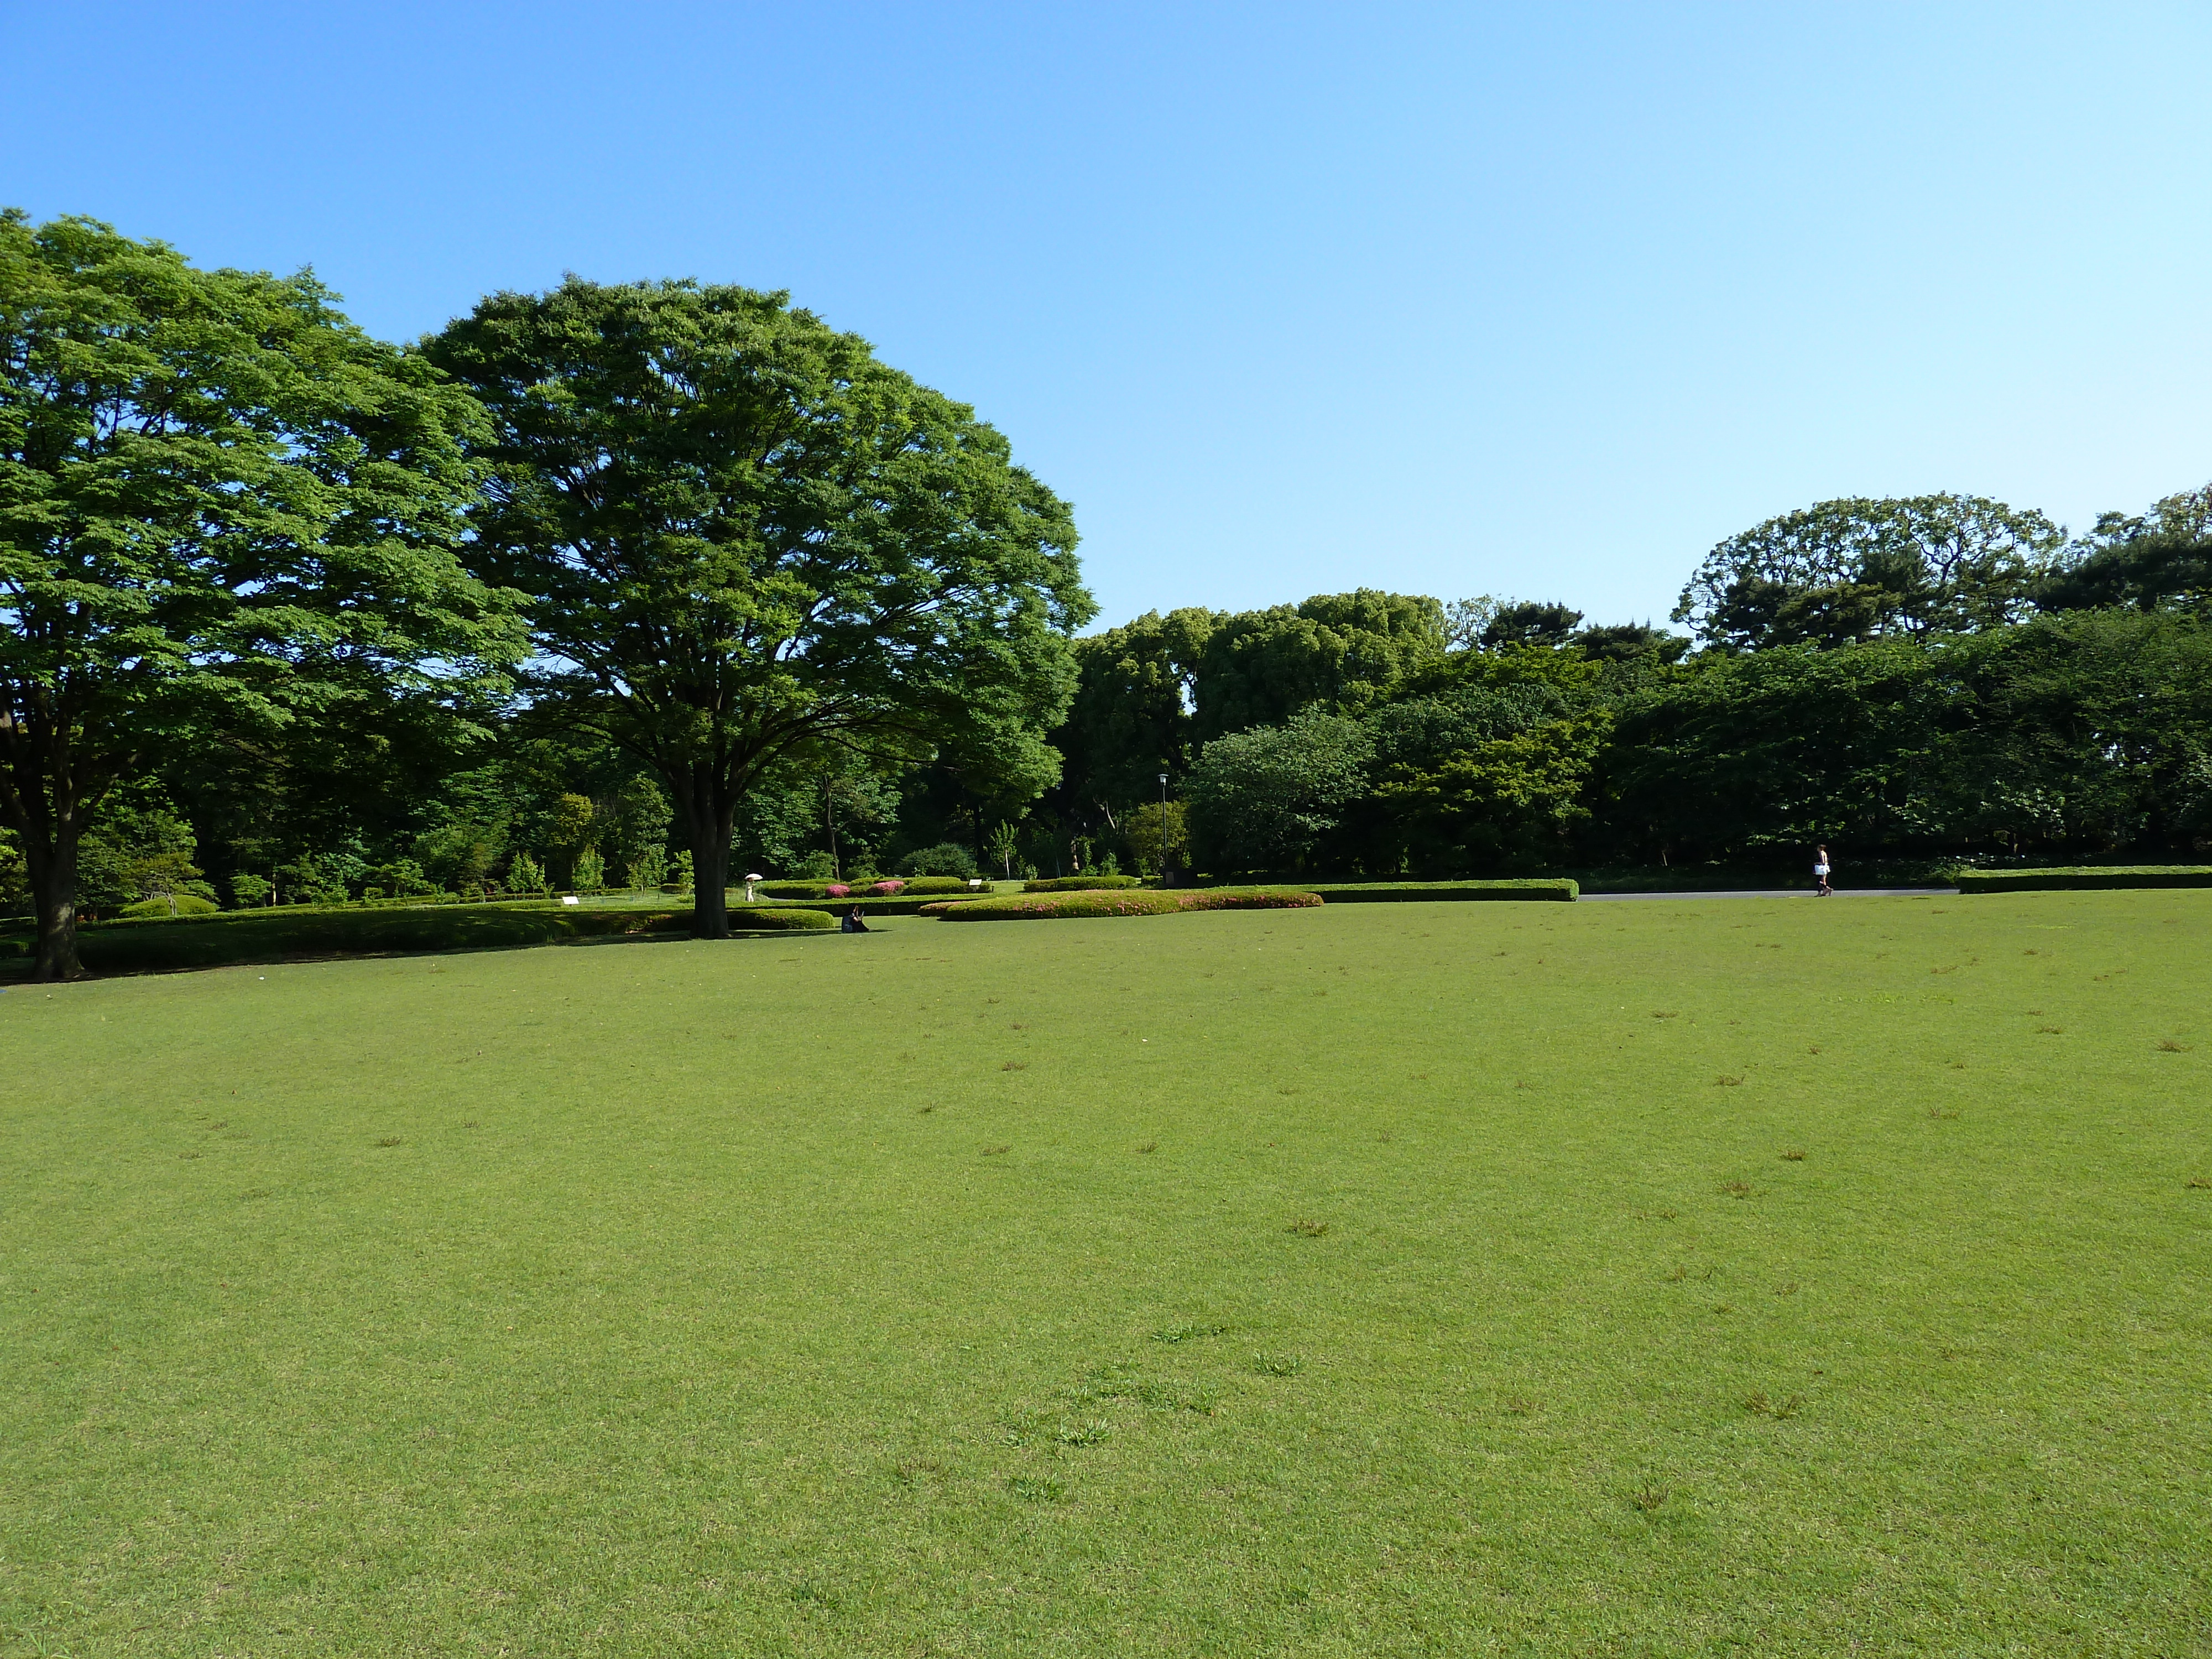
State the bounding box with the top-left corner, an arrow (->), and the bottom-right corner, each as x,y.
1158,771 -> 1170,886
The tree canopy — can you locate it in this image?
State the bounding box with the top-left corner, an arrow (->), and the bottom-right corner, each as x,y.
1674,494 -> 2065,651
0,211 -> 518,978
424,277 -> 1093,937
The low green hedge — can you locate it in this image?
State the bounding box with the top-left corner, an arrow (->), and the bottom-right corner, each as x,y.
928,889 -> 1323,921
117,894 -> 220,919
1288,879 -> 1578,903
754,877 -> 988,899
1022,875 -> 1141,893
1954,865 -> 2212,894
62,903 -> 829,976
757,893 -> 995,917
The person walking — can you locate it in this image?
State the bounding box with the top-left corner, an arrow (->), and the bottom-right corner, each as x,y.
1813,844 -> 1833,897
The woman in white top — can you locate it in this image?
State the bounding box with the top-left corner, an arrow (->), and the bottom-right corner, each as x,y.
1814,845 -> 1832,896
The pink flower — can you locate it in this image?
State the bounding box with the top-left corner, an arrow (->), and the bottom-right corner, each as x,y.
826,884 -> 851,898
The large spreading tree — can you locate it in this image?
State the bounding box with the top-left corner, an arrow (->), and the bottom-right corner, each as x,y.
0,212 -> 519,980
425,278 -> 1094,939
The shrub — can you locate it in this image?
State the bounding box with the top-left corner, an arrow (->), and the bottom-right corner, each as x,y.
899,876 -> 975,895
867,879 -> 906,895
228,874 -> 272,907
1955,865 -> 2212,894
899,842 -> 978,879
931,890 -> 1323,921
726,906 -> 836,931
754,880 -> 829,898
505,850 -> 545,894
825,883 -> 851,898
1023,875 -> 1141,892
1295,879 -> 1579,902
117,894 -> 220,919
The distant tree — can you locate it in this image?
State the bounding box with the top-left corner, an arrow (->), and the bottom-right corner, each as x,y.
898,840 -> 976,879
2037,483 -> 2212,614
1057,606 -> 1219,808
1184,710 -> 1376,873
984,818 -> 1021,880
0,211 -> 517,978
504,849 -> 545,893
1192,590 -> 1446,741
1442,595 -> 1501,651
426,277 -> 1093,941
1676,495 -> 2064,651
1571,622 -> 1691,664
1480,601 -> 1583,649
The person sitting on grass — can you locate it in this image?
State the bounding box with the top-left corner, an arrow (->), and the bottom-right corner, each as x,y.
841,905 -> 872,933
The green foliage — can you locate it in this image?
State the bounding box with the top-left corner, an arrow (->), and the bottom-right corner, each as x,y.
1192,589 -> 1447,742
624,845 -> 670,892
425,276 -> 1094,937
228,873 -> 271,907
1955,865 -> 2212,893
1023,875 -> 1141,891
2037,483 -> 2211,614
0,211 -> 520,978
931,888 -> 1322,919
898,841 -> 978,878
984,819 -> 1021,879
1121,800 -> 1186,877
1280,878 -> 1579,901
1675,494 -> 2065,650
1481,600 -> 1583,649
724,906 -> 837,930
1058,607 -> 1220,805
505,851 -> 545,894
1185,710 -> 1375,872
571,848 -> 606,890
1371,715 -> 1609,875
117,893 -> 219,919
900,876 -> 977,894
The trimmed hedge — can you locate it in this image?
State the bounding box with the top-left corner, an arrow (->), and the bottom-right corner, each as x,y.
117,895 -> 220,919
928,889 -> 1323,921
1290,879 -> 1578,903
757,893 -> 996,917
754,877 -> 989,900
1022,875 -> 1141,893
1954,865 -> 2212,894
56,902 -> 830,976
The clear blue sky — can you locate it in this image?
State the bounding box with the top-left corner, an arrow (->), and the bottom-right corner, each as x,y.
9,3 -> 2210,630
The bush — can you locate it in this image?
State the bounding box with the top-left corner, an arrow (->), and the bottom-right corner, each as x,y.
899,876 -> 977,895
1292,879 -> 1579,902
117,894 -> 220,919
726,906 -> 836,931
1955,865 -> 2212,894
1023,875 -> 1141,892
929,890 -> 1323,921
899,842 -> 978,879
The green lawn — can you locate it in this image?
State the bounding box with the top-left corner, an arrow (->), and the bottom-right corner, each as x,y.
6,895 -> 2209,1656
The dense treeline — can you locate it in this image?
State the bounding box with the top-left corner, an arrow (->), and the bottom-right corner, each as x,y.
7,212 -> 2209,978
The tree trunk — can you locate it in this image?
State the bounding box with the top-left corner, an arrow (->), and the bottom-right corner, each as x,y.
24,833 -> 84,982
687,801 -> 732,940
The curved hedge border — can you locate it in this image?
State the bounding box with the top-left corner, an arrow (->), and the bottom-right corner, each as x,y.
926,889 -> 1323,921
1955,865 -> 2212,894
755,877 -> 983,899
1293,879 -> 1577,902
1022,875 -> 1141,893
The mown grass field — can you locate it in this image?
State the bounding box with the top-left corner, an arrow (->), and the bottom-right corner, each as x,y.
4,894 -> 2209,1656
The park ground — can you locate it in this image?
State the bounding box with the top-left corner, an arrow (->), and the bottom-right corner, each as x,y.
3,894 -> 2209,1656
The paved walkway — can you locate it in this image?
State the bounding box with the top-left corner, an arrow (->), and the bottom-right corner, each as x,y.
1580,887 -> 1957,901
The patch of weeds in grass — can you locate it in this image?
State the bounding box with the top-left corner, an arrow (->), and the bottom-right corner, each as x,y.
2156,1038 -> 2192,1052
788,1580 -> 839,1609
1780,1149 -> 1806,1161
1134,1140 -> 1157,1153
1503,1395 -> 1536,1417
890,1458 -> 943,1487
1651,1010 -> 1678,1020
916,1104 -> 936,1114
1713,1302 -> 1734,1313
980,1144 -> 1010,1157
1773,1281 -> 1799,1296
1152,1323 -> 1229,1344
2036,1024 -> 2063,1035
1720,1180 -> 1752,1200
178,1151 -> 201,1160
374,1136 -> 404,1147
1000,1060 -> 1027,1072
1635,1207 -> 1678,1221
1743,1391 -> 1803,1420
1715,1073 -> 1745,1087
2186,1176 -> 2211,1191
1055,1419 -> 1112,1447
1927,1106 -> 1959,1120
1006,1474 -> 1065,1504
1287,1218 -> 1329,1237
1252,1353 -> 1305,1376
1630,1481 -> 1670,1512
